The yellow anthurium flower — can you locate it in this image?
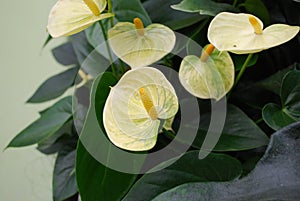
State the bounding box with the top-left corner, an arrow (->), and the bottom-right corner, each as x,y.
179,44 -> 234,100
208,12 -> 300,54
47,0 -> 114,38
108,18 -> 176,68
103,67 -> 178,151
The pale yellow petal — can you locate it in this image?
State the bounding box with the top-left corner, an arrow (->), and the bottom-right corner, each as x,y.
208,12 -> 299,54
103,67 -> 178,151
208,12 -> 264,54
108,23 -> 176,68
103,95 -> 159,151
47,0 -> 113,38
179,47 -> 234,100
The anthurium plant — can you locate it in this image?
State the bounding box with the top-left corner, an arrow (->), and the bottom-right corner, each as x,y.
7,0 -> 300,201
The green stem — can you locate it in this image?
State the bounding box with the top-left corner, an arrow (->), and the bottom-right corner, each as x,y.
107,0 -> 114,28
234,53 -> 253,88
255,118 -> 264,124
233,0 -> 238,7
99,21 -> 117,75
227,53 -> 253,100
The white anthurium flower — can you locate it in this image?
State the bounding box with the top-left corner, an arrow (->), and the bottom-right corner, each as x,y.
208,12 -> 300,54
47,0 -> 114,38
103,67 -> 178,151
108,18 -> 176,68
179,44 -> 234,100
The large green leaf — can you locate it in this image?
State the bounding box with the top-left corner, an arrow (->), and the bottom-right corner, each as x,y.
151,121 -> 300,200
76,142 -> 137,201
262,103 -> 296,130
76,72 -> 137,201
171,0 -> 238,16
113,0 -> 151,26
7,96 -> 72,147
52,42 -> 78,66
53,148 -> 77,201
193,105 -> 269,151
27,66 -> 79,103
143,0 -> 206,30
263,70 -> 300,130
123,152 -> 242,201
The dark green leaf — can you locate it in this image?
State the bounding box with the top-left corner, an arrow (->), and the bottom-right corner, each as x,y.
53,148 -> 77,201
52,42 -> 78,66
262,103 -> 296,131
256,64 -> 296,95
113,0 -> 152,26
7,97 -> 72,147
171,0 -> 238,16
232,54 -> 259,71
280,69 -> 300,117
76,141 -> 137,201
123,152 -> 242,201
151,121 -> 300,201
143,0 -> 206,30
27,67 -> 79,103
85,23 -> 106,49
37,121 -> 73,154
71,32 -> 110,77
193,105 -> 269,151
263,70 -> 300,130
76,72 -> 137,201
242,0 -> 270,24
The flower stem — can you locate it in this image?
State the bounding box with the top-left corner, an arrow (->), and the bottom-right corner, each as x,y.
107,0 -> 114,28
233,0 -> 238,7
99,21 -> 117,75
234,53 -> 253,87
227,53 -> 253,100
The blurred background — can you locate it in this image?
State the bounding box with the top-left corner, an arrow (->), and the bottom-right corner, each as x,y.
0,1 -> 67,200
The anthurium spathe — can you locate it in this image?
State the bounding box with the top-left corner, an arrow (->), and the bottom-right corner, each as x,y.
108,18 -> 176,68
47,0 -> 114,38
208,12 -> 300,54
103,67 -> 178,151
179,44 -> 234,100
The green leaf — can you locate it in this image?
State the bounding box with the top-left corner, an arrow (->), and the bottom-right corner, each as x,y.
263,70 -> 300,130
143,0 -> 206,30
113,0 -> 152,26
123,152 -> 242,201
231,53 -> 259,71
193,105 -> 269,151
171,0 -> 238,16
257,63 -> 296,95
76,72 -> 137,201
262,103 -> 296,131
76,141 -> 137,201
52,42 -> 78,66
151,121 -> 300,201
27,67 -> 79,103
242,0 -> 270,25
37,121 -> 73,154
7,96 -> 72,147
85,23 -> 106,49
280,70 -> 300,117
71,32 -> 110,77
53,148 -> 77,201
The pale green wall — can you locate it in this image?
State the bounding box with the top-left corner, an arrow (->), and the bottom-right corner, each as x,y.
0,1 -> 69,200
